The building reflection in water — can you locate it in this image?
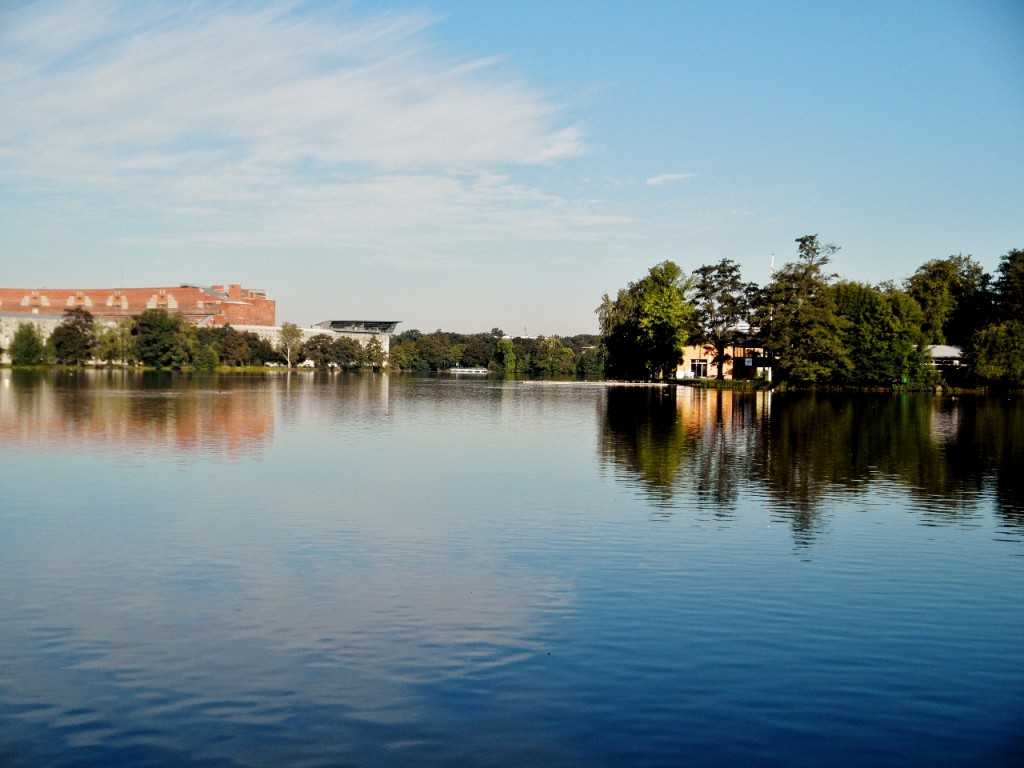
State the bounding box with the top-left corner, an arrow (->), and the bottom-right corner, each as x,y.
0,369 -> 397,459
0,369 -> 276,457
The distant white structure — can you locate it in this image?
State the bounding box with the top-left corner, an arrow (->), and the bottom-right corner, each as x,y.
926,344 -> 962,369
237,320 -> 400,360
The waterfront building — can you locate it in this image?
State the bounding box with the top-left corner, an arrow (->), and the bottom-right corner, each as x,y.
0,283 -> 275,327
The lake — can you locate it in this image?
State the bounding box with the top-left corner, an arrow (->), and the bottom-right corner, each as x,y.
1,369 -> 1022,767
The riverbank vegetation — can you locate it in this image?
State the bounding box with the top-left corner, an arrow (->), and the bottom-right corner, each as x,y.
5,309 -> 295,371
599,237 -> 1023,390
1,307 -> 604,377
2,238 -> 1020,389
387,329 -> 604,377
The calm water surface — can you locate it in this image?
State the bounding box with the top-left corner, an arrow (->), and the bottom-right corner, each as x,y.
1,370 -> 1022,767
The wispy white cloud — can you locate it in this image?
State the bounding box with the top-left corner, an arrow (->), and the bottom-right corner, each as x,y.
645,173 -> 696,187
0,0 -> 605,261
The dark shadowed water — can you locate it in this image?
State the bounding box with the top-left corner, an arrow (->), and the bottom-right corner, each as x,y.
1,369 -> 1022,767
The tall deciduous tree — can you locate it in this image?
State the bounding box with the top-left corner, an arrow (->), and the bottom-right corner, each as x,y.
277,322 -> 304,368
243,331 -> 278,365
364,337 -> 386,370
575,345 -> 605,378
969,248 -> 1024,387
9,322 -> 46,365
755,235 -> 850,386
415,332 -> 456,370
598,261 -> 692,380
530,336 -> 576,376
461,336 -> 496,367
217,326 -> 251,366
387,341 -> 416,371
94,318 -> 136,364
300,334 -> 335,367
831,281 -> 930,387
496,337 -> 517,375
972,320 -> 1024,386
689,259 -> 756,379
50,307 -> 97,365
134,309 -> 195,369
994,248 -> 1024,322
332,336 -> 364,368
905,254 -> 992,347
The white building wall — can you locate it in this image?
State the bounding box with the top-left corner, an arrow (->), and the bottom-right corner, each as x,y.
234,325 -> 391,360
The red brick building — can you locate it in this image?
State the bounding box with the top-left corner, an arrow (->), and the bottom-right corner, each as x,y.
0,283 -> 275,326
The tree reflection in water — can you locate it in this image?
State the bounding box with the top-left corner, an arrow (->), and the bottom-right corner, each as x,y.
599,386 -> 695,508
600,386 -> 1024,540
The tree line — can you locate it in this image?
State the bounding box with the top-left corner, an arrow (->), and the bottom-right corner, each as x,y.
387,328 -> 604,377
599,236 -> 1024,388
5,237 -> 1020,386
1,308 -> 604,376
1,309 -> 387,371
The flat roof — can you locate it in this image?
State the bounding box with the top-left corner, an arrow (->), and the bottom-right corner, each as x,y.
926,344 -> 962,358
313,320 -> 400,333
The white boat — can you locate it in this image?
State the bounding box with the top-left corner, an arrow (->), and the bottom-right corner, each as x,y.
448,366 -> 489,374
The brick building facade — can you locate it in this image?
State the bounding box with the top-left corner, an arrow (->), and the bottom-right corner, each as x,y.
0,283 -> 275,326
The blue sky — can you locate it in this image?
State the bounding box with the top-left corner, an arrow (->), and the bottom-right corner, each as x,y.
1,0 -> 1021,334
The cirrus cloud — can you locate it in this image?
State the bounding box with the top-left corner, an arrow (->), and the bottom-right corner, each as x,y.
645,173 -> 696,187
0,0 -> 600,256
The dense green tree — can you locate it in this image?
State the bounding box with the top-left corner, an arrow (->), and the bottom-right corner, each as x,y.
243,331 -> 279,365
508,337 -> 536,374
449,342 -> 467,365
50,308 -> 97,365
277,322 -> 304,368
195,344 -> 220,372
364,337 -> 386,370
598,261 -> 692,380
905,255 -> 992,346
971,320 -> 1024,386
461,336 -> 496,367
194,327 -> 220,366
598,287 -> 643,378
332,336 -> 364,368
94,318 -> 136,364
216,326 -> 251,366
575,344 -> 605,378
189,325 -> 277,368
993,248 -> 1024,322
883,286 -> 934,384
529,336 -> 576,376
755,235 -> 850,386
415,332 -> 457,370
379,328 -> 597,376
300,334 -> 336,367
560,334 -> 600,355
689,259 -> 756,380
387,340 -> 417,370
831,281 -> 930,387
496,337 -> 517,375
9,322 -> 47,365
134,309 -> 195,369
